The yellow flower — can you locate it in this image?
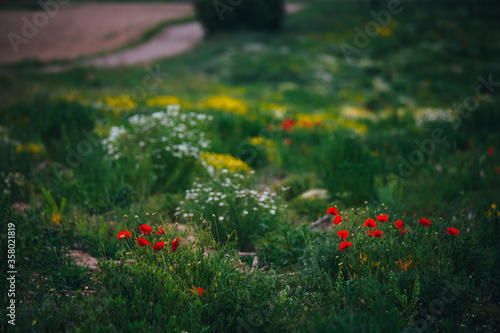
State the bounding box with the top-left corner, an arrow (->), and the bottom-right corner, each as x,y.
395,256 -> 413,272
295,113 -> 327,129
201,95 -> 248,115
359,253 -> 367,263
336,119 -> 368,135
146,96 -> 181,107
379,27 -> 392,36
491,204 -> 497,210
51,213 -> 61,226
249,136 -> 274,147
102,95 -> 137,116
15,143 -> 43,154
200,152 -> 252,173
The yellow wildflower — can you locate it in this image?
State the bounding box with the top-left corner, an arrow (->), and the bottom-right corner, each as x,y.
16,143 -> 43,154
146,96 -> 181,107
52,213 -> 61,226
249,136 -> 274,147
379,27 -> 392,36
395,256 -> 413,272
201,95 -> 248,115
200,152 -> 252,174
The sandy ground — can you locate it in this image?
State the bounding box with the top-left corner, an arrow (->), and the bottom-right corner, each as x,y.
84,3 -> 305,68
0,3 -> 194,63
89,21 -> 203,67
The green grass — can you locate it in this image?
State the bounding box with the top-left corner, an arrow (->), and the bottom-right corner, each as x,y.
1,1 -> 500,331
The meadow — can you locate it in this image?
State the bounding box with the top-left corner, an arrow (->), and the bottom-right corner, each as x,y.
1,1 -> 500,331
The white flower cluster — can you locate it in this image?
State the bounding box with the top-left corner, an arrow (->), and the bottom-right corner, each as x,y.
102,127 -> 127,159
299,188 -> 328,200
101,108 -> 212,161
175,173 -> 282,218
414,107 -> 455,126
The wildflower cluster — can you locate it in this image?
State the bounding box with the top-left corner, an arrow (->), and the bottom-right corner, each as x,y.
15,142 -> 44,155
101,108 -> 212,161
277,113 -> 368,137
177,172 -> 285,248
146,96 -> 181,107
328,205 -> 460,253
249,136 -> 275,147
201,95 -> 248,115
200,152 -> 252,175
94,95 -> 137,116
114,214 -> 214,305
486,203 -> 499,217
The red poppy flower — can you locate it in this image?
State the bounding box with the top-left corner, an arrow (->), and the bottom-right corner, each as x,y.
157,227 -> 165,235
139,224 -> 153,235
366,230 -> 372,236
447,228 -> 459,236
399,230 -> 407,235
284,138 -> 292,146
117,231 -> 131,240
171,237 -> 180,252
488,147 -> 495,155
418,218 -> 431,228
152,241 -> 165,250
280,118 -> 295,131
327,207 -> 338,216
137,237 -> 149,247
333,215 -> 342,225
339,240 -> 352,251
370,230 -> 383,238
337,230 -> 349,239
496,167 -> 500,174
364,219 -> 377,228
376,214 -> 388,222
191,287 -> 204,296
394,220 -> 404,230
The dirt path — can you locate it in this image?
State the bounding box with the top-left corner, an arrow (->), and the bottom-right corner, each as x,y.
35,3 -> 306,72
0,3 -> 194,64
88,21 -> 204,67
87,3 -> 305,67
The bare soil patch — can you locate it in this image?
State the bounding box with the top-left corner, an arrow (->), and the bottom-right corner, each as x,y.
0,3 -> 194,63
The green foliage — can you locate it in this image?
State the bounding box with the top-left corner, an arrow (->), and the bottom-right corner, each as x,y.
317,132 -> 380,204
106,184 -> 137,208
194,0 -> 285,34
257,222 -> 315,268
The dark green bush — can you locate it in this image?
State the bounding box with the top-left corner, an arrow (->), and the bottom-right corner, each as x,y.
194,0 -> 285,34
